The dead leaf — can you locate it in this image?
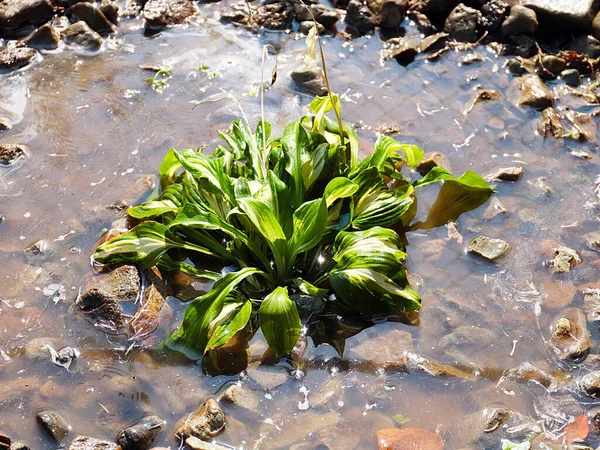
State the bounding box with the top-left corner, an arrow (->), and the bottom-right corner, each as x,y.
564,414 -> 589,445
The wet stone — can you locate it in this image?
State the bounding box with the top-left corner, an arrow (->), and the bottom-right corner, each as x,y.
68,436 -> 120,450
99,0 -> 119,26
482,404 -> 510,432
10,443 -> 31,450
0,434 -> 9,450
379,0 -> 406,29
62,21 -> 103,51
174,398 -> 225,441
501,5 -> 538,36
348,328 -> 413,371
551,309 -> 590,360
290,67 -> 327,96
522,0 -> 599,29
561,69 -> 582,87
25,337 -> 68,359
0,144 -> 28,166
295,4 -> 339,28
415,152 -> 448,176
584,289 -> 600,323
480,0 -> 509,32
0,47 -> 38,73
580,371 -> 600,398
345,0 -> 379,35
538,107 -> 564,138
23,24 -> 60,50
588,406 -> 600,433
541,55 -> 566,75
584,231 -> 600,252
571,35 -> 600,58
546,246 -> 582,274
444,3 -> 480,43
68,3 -> 116,35
217,383 -> 261,411
418,32 -> 448,53
255,2 -> 294,30
468,236 -> 511,262
143,0 -> 198,31
487,166 -> 524,182
0,0 -> 54,30
116,415 -> 165,450
483,197 -> 508,220
505,362 -> 556,389
390,38 -> 418,66
516,75 -> 553,109
36,409 -> 71,442
24,239 -> 49,261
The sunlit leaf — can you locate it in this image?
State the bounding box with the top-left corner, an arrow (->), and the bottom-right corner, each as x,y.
128,184 -> 183,219
94,221 -> 211,268
410,170 -> 493,230
565,414 -> 589,445
288,198 -> 328,264
324,177 -> 358,207
292,278 -> 329,296
259,286 -> 302,357
206,300 -> 252,351
163,268 -> 263,359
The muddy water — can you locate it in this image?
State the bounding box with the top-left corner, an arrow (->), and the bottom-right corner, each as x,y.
2,10 -> 600,450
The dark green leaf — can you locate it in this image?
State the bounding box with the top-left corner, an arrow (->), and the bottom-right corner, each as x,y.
259,286 -> 302,357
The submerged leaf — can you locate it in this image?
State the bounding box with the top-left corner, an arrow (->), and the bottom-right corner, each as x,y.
565,414 -> 589,445
411,170 -> 493,230
259,286 -> 302,357
205,300 -> 252,351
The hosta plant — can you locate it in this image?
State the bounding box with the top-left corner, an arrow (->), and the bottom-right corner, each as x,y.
94,94 -> 493,361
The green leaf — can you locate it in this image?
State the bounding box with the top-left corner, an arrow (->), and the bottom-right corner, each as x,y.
157,254 -> 220,280
410,170 -> 493,230
282,121 -> 310,209
94,221 -> 211,268
392,414 -> 411,425
173,150 -> 236,205
128,184 -> 183,219
353,185 -> 415,230
289,198 -> 328,263
163,268 -> 263,359
324,177 -> 358,207
330,268 -> 421,316
292,278 -> 329,296
411,166 -> 453,189
168,202 -> 273,274
205,300 -> 252,351
328,227 -> 420,316
259,286 -> 302,357
237,197 -> 288,277
501,440 -> 531,450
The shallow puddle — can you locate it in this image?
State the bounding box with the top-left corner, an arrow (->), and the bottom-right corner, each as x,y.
2,5 -> 600,449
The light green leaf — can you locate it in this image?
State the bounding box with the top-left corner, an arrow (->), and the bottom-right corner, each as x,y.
324,177 -> 358,207
237,197 -> 288,277
205,300 -> 252,351
410,170 -> 493,230
282,121 -> 310,209
501,440 -> 531,450
392,414 -> 411,425
163,268 -> 263,359
412,165 -> 453,189
289,198 -> 328,263
128,184 -> 183,219
259,286 -> 302,357
94,221 -> 211,268
292,278 -> 329,296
